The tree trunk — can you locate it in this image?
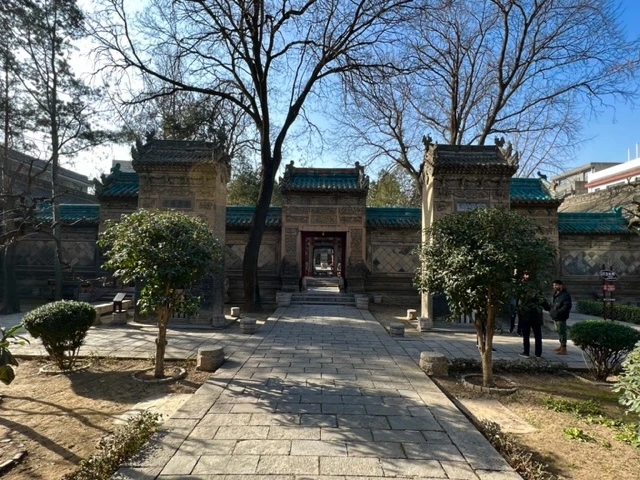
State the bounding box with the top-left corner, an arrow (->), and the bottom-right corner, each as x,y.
154,308 -> 169,378
1,241 -> 20,314
242,150 -> 278,312
482,287 -> 496,387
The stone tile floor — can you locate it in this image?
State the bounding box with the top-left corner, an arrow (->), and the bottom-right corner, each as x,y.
111,305 -> 521,479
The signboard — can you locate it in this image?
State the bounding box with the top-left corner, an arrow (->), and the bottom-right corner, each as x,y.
602,284 -> 616,292
456,202 -> 488,212
604,298 -> 616,302
599,270 -> 618,282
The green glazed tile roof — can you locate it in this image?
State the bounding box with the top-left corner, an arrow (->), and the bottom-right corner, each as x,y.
37,204 -> 100,223
366,207 -> 421,228
558,211 -> 630,234
226,206 -> 282,227
100,172 -> 139,197
509,178 -> 559,204
281,162 -> 369,193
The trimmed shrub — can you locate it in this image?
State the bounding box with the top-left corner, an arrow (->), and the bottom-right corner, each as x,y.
614,342 -> 640,416
577,300 -> 640,325
22,301 -> 95,370
568,320 -> 640,381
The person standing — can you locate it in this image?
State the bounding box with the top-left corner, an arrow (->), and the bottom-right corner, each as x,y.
518,293 -> 544,359
543,280 -> 572,355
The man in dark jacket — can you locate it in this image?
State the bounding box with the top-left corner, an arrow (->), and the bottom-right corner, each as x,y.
543,279 -> 572,355
518,293 -> 544,359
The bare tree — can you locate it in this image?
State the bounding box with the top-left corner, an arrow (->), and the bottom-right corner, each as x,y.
337,0 -> 638,189
88,0 -> 410,311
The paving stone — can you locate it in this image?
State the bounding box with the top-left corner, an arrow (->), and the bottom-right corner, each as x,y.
291,440 -> 348,456
192,454 -> 259,474
160,454 -> 198,475
179,438 -> 236,455
372,429 -> 426,443
112,467 -> 163,479
321,403 -> 366,415
320,457 -> 384,476
440,460 -> 480,480
249,413 -> 300,426
364,404 -> 409,416
475,470 -> 522,479
388,415 -> 442,431
301,395 -> 343,404
214,426 -> 270,440
301,414 -> 338,427
381,458 -> 446,477
256,455 -> 320,475
269,426 -> 321,440
341,395 -> 383,405
234,439 -> 291,455
320,427 -> 373,442
337,415 -> 390,429
277,403 -> 322,414
199,414 -> 253,426
346,441 -> 405,458
403,442 -> 466,461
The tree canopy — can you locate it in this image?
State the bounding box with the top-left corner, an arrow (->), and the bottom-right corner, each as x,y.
367,167 -> 419,207
99,209 -> 223,378
415,207 -> 555,386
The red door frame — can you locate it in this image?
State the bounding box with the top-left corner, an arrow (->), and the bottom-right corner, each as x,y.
301,231 -> 346,278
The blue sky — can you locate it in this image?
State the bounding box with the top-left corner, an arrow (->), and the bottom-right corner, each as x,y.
574,0 -> 640,167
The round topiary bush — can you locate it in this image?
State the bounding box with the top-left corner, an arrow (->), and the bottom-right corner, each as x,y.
569,320 -> 640,381
22,300 -> 95,370
614,342 -> 640,416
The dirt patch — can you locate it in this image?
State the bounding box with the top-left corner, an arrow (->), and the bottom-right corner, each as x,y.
436,374 -> 640,480
0,358 -> 208,480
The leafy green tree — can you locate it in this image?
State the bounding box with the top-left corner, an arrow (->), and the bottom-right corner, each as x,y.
415,207 -> 555,386
227,158 -> 281,206
99,210 -> 223,378
367,168 -> 419,207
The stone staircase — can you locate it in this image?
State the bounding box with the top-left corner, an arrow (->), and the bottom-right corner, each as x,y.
290,292 -> 356,306
304,276 -> 341,292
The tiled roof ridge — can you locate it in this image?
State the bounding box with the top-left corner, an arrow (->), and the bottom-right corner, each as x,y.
281,161 -> 370,193
558,208 -> 631,235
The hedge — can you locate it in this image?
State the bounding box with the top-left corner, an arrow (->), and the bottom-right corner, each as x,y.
577,300 -> 640,325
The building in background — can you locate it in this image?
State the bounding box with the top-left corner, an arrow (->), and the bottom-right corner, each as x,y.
551,162 -> 620,197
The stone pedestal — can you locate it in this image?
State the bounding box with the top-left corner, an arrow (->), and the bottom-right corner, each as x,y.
110,311 -> 127,325
211,314 -> 227,328
277,292 -> 292,307
373,295 -> 382,304
419,351 -> 448,377
355,295 -> 369,310
197,347 -> 224,372
240,317 -> 257,334
230,307 -> 240,317
407,309 -> 417,321
418,316 -> 433,331
389,323 -> 405,337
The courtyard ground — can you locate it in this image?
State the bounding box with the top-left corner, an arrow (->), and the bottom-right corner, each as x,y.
434,374 -> 640,480
1,303 -> 635,479
0,358 -> 208,480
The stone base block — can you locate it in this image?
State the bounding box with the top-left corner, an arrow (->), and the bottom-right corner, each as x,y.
230,307 -> 240,317
418,316 -> 433,331
419,351 -> 448,377
197,347 -> 224,372
389,323 -> 405,337
407,309 -> 417,321
276,292 -> 292,307
355,295 -> 369,310
108,311 -> 127,325
211,315 -> 227,328
240,317 -> 257,334
373,295 -> 382,304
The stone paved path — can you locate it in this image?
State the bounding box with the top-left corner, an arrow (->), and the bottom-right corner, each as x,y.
115,306 -> 521,479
